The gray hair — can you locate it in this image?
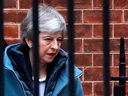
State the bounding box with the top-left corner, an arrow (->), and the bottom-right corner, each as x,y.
21,4 -> 67,44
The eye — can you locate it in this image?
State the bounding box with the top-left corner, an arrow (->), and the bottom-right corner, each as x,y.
44,38 -> 52,41
43,37 -> 53,44
57,38 -> 63,42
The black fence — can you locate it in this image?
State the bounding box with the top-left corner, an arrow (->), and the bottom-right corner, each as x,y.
103,0 -> 110,96
0,0 -> 4,96
0,0 -> 114,96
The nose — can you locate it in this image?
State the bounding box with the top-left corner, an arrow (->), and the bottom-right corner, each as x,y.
51,39 -> 59,49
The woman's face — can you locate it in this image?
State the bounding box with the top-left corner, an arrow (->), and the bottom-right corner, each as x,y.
38,32 -> 62,64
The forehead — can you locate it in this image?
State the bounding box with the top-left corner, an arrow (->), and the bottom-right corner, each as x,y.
39,32 -> 62,37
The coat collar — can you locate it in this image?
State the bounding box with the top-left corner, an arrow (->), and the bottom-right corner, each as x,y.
4,43 -> 21,70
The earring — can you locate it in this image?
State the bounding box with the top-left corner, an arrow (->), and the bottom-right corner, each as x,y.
29,46 -> 32,48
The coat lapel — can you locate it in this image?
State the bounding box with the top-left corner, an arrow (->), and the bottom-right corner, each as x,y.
52,65 -> 82,96
52,73 -> 68,96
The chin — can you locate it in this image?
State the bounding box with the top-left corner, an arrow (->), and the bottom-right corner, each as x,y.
42,55 -> 57,64
45,59 -> 54,64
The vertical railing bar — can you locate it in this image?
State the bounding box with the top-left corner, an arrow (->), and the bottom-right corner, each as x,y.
0,0 -> 4,95
67,0 -> 75,96
103,0 -> 110,96
32,0 -> 39,96
119,38 -> 126,85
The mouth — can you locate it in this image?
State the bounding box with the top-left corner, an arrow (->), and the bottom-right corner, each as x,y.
47,53 -> 56,56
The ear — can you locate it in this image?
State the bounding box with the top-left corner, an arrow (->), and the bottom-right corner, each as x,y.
25,38 -> 32,48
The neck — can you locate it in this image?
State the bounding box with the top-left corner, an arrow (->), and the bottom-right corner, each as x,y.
29,49 -> 47,79
39,62 -> 47,78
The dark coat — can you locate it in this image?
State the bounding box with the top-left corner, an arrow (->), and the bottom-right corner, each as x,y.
4,43 -> 84,96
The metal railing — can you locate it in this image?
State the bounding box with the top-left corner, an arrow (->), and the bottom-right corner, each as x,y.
103,0 -> 110,96
67,0 -> 75,95
111,37 -> 128,96
0,0 -> 114,96
0,0 -> 4,95
33,0 -> 39,96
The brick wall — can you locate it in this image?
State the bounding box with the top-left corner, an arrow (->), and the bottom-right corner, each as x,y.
3,0 -> 128,96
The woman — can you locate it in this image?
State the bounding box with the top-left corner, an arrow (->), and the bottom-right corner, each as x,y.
4,4 -> 84,96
